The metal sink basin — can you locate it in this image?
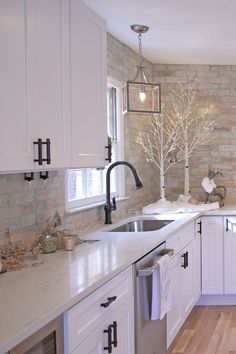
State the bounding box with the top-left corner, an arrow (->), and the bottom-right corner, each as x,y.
107,219 -> 174,232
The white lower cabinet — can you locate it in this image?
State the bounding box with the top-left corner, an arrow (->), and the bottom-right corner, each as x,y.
224,217 -> 236,294
167,254 -> 182,347
201,216 -> 224,295
201,215 -> 236,296
181,240 -> 197,319
166,221 -> 200,348
64,266 -> 134,354
72,297 -> 134,354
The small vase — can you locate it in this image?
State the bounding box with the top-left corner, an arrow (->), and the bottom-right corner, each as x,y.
62,235 -> 76,251
42,235 -> 57,254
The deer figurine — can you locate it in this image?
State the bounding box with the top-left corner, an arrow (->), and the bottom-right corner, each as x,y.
201,168 -> 226,207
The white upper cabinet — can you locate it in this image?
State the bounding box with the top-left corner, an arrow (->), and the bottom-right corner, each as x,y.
0,0 -> 35,171
69,0 -> 107,168
27,0 -> 71,169
0,0 -> 107,172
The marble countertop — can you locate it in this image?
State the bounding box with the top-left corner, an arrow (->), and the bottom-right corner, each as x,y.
0,212 -> 200,354
202,204 -> 236,215
2,204 -> 236,353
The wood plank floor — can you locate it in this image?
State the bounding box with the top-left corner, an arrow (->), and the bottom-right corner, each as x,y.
168,306 -> 236,354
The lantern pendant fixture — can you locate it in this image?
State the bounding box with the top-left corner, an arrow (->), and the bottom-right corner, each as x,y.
122,24 -> 161,114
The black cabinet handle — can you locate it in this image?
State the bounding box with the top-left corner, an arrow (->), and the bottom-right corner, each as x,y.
104,325 -> 113,353
186,251 -> 189,268
111,321 -> 118,348
45,138 -> 51,164
34,139 -> 43,165
34,138 -> 51,165
181,252 -> 187,269
226,218 -> 229,231
197,221 -> 202,235
105,137 -> 112,163
112,196 -> 116,211
100,296 -> 117,308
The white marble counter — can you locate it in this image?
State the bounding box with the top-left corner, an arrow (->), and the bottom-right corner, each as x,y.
0,212 -> 199,354
202,204 -> 236,215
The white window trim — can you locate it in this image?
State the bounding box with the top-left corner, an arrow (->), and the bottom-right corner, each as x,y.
65,78 -> 125,213
108,77 -> 125,198
65,196 -> 129,214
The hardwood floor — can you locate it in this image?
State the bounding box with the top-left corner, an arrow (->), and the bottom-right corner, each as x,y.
168,306 -> 236,354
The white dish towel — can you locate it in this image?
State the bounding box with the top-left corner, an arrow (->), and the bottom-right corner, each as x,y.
151,254 -> 171,320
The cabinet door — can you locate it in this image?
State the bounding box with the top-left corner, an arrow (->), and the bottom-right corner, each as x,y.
195,218 -> 202,301
201,216 -> 224,294
167,235 -> 200,348
181,240 -> 196,320
167,255 -> 182,348
27,0 -> 71,169
71,329 -> 104,354
0,0 -> 35,172
69,0 -> 107,168
111,297 -> 134,354
72,297 -> 134,354
224,217 -> 236,294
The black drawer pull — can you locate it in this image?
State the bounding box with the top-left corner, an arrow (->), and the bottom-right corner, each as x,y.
104,325 -> 113,353
111,321 -> 118,348
100,296 -> 117,308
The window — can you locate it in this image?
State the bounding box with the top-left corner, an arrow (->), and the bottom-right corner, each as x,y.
66,81 -> 124,211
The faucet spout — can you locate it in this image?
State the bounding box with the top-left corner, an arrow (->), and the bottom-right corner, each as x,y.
104,161 -> 143,224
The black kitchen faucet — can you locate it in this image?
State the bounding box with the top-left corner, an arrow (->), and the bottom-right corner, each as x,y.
104,161 -> 143,224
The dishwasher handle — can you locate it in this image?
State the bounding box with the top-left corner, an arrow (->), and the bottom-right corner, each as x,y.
137,248 -> 174,277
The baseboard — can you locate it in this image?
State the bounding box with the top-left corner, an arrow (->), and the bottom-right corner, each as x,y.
197,295 -> 236,305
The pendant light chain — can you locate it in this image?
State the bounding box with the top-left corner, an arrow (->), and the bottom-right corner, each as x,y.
138,33 -> 143,64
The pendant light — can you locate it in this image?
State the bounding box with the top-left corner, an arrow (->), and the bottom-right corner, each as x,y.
122,24 -> 161,114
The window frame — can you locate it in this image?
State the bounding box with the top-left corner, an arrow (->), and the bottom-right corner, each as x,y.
65,78 -> 125,212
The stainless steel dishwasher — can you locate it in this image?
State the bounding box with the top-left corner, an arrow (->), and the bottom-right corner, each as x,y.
134,242 -> 173,354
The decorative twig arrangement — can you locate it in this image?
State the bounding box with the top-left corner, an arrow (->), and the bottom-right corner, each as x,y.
138,113 -> 180,200
138,78 -> 215,200
169,79 -> 215,196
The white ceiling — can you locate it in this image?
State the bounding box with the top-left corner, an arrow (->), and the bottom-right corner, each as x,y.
83,0 -> 236,65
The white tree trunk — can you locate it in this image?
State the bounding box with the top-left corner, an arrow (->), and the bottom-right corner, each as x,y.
160,157 -> 166,200
184,138 -> 190,196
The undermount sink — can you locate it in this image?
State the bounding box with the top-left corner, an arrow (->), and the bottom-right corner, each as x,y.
106,219 -> 174,232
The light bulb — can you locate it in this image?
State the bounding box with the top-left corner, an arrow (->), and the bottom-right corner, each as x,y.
139,86 -> 146,102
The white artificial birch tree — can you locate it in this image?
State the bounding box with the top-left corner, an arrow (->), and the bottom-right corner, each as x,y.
137,112 -> 180,201
170,80 -> 215,196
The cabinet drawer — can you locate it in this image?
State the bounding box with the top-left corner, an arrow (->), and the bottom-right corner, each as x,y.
167,222 -> 194,256
179,222 -> 194,250
64,267 -> 133,353
166,233 -> 181,256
